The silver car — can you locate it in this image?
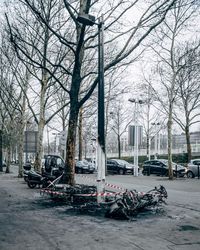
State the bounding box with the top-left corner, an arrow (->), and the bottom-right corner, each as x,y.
186,159 -> 200,178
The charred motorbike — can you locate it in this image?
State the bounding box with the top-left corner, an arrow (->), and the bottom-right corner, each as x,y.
105,185 -> 168,219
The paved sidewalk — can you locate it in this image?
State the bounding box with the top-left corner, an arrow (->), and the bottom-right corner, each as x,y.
0,166 -> 200,250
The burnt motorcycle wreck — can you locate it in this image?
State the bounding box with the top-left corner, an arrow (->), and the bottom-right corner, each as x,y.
104,185 -> 168,219
41,180 -> 168,220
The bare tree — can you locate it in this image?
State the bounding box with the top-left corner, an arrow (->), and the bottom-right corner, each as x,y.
173,42 -> 200,162
0,33 -> 24,173
6,0 -> 179,184
109,98 -> 133,159
137,80 -> 167,159
5,1 -> 71,171
149,0 -> 199,179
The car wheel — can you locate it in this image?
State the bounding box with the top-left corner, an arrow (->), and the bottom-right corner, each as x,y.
27,182 -> 37,189
142,170 -> 146,175
77,168 -> 82,174
187,171 -> 195,178
164,170 -> 169,177
119,169 -> 124,175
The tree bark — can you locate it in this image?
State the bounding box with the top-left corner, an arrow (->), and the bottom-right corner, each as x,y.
5,142 -> 11,174
63,103 -> 79,185
18,118 -> 26,177
34,73 -> 47,172
18,73 -> 28,177
185,124 -> 191,162
118,134 -> 121,159
167,103 -> 173,180
78,107 -> 83,161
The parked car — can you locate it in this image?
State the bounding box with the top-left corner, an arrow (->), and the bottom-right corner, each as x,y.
186,159 -> 200,178
142,159 -> 186,177
42,154 -> 65,175
107,159 -> 134,175
75,160 -> 95,174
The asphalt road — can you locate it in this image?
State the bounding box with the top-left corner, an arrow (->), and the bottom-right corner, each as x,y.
0,165 -> 200,250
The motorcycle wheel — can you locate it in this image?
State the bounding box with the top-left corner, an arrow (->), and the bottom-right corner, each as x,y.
24,176 -> 28,182
77,168 -> 82,174
27,181 -> 37,189
42,180 -> 49,188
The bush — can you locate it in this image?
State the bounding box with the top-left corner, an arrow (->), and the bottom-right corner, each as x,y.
120,153 -> 194,166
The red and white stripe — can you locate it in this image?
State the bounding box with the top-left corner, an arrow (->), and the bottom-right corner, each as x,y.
40,189 -> 124,197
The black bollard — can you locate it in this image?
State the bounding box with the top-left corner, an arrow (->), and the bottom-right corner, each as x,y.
148,166 -> 150,176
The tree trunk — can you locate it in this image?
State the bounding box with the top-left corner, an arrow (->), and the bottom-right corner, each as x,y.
146,99 -> 150,160
63,104 -> 79,185
185,125 -> 191,162
167,103 -> 173,180
34,115 -> 45,172
34,75 -> 47,172
18,86 -> 27,177
118,134 -> 121,159
18,120 -> 25,177
147,134 -> 150,160
78,107 -> 83,161
5,142 -> 11,173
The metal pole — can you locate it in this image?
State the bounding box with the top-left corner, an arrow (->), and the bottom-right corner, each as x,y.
154,125 -> 157,159
97,15 -> 105,200
148,138 -> 151,160
25,131 -> 28,163
0,130 -> 3,172
134,101 -> 139,176
133,103 -> 136,167
158,130 -> 160,155
47,125 -> 50,154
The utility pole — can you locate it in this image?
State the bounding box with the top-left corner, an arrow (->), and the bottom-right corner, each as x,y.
77,13 -> 106,201
128,98 -> 144,176
151,123 -> 160,159
0,130 -> 3,172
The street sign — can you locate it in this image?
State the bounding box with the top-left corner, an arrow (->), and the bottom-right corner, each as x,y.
24,131 -> 38,153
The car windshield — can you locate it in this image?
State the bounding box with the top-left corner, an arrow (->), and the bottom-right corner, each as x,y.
81,160 -> 89,165
191,159 -> 200,165
159,159 -> 168,164
159,160 -> 178,166
114,159 -> 129,165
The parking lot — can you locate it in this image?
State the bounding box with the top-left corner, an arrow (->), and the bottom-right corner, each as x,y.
0,166 -> 200,250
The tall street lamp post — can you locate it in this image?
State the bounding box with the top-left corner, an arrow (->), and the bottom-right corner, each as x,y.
77,14 -> 105,198
151,122 -> 160,159
128,98 -> 144,176
52,132 -> 61,154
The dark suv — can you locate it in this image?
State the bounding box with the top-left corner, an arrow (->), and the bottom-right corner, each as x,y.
142,159 -> 186,177
107,159 -> 134,175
